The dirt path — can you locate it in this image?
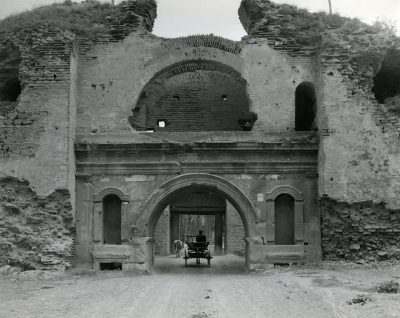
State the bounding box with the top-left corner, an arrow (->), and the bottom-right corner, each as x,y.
0,255 -> 399,318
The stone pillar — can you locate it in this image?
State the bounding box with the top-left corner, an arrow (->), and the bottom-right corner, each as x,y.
170,212 -> 179,253
121,201 -> 129,243
93,201 -> 102,243
244,236 -> 263,273
214,213 -> 223,255
265,200 -> 275,244
130,237 -> 156,272
294,201 -> 304,244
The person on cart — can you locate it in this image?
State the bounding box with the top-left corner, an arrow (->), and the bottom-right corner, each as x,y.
184,231 -> 212,267
196,230 -> 206,243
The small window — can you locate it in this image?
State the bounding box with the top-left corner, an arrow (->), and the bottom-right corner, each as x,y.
295,82 -> 317,131
157,120 -> 166,128
372,48 -> 400,106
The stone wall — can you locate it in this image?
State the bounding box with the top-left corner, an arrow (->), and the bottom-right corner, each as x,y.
76,30 -> 316,135
0,0 -> 158,270
321,198 -> 400,261
154,208 -> 169,255
226,202 -> 245,255
0,177 -> 74,270
239,0 -> 400,261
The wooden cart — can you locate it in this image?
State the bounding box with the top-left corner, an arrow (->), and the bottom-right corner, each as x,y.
183,236 -> 212,267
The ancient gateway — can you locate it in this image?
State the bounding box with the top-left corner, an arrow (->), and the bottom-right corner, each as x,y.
1,0 -> 400,272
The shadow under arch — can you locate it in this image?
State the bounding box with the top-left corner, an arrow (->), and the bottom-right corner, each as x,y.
136,173 -> 258,239
130,59 -> 251,131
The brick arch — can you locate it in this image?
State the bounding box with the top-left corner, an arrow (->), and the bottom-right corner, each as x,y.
130,59 -> 251,131
135,173 -> 258,238
162,35 -> 243,55
265,185 -> 304,201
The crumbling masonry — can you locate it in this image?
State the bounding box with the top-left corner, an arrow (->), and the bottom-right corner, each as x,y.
0,0 -> 400,271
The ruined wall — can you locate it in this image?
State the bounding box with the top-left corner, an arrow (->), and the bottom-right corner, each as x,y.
76,30 -> 316,135
0,28 -> 78,270
321,199 -> 400,261
0,0 -> 158,270
239,0 -> 400,260
0,177 -> 74,270
0,27 -> 76,194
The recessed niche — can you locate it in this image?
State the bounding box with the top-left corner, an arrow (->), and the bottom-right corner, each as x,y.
173,95 -> 180,101
221,95 -> 228,101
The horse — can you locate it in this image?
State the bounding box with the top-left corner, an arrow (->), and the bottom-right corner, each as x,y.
173,240 -> 184,258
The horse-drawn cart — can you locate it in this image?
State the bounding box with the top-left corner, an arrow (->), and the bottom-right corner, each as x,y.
183,236 -> 212,267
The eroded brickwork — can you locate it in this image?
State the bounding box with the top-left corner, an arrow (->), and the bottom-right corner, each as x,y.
321,198 -> 400,261
0,177 -> 74,270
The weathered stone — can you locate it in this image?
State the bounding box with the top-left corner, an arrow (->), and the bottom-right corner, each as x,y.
349,244 -> 361,251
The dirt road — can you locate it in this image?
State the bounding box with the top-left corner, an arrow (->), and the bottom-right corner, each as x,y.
0,255 -> 399,318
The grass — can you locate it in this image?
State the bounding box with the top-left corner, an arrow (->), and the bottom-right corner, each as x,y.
377,280 -> 400,294
0,1 -> 122,38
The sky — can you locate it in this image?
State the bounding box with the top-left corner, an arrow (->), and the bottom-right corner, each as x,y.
0,0 -> 399,40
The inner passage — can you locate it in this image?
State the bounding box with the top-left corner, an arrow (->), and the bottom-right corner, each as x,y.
154,190 -> 246,261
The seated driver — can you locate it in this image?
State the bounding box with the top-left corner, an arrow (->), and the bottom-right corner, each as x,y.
196,230 -> 206,243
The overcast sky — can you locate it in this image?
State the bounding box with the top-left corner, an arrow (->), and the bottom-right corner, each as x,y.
0,0 -> 399,40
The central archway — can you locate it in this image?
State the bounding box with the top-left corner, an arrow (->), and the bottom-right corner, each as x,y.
137,173 -> 258,239
136,173 -> 258,271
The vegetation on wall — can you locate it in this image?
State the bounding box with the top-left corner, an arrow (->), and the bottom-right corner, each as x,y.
0,0 -> 157,39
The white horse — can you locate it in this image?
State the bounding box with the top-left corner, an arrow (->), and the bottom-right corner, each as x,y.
173,240 -> 184,258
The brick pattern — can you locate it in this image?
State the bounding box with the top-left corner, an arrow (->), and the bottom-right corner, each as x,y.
240,0 -> 400,135
321,198 -> 400,261
0,27 -> 75,158
132,62 -> 249,131
239,0 -> 319,58
154,208 -> 169,255
226,203 -> 245,255
161,35 -> 242,55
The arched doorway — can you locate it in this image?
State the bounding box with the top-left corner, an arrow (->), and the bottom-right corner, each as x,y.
135,173 -> 258,271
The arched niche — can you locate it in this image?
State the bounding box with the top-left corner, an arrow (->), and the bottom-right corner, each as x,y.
130,60 -> 252,132
265,185 -> 304,245
295,82 -> 317,131
102,194 -> 122,245
275,194 -> 295,245
92,187 -> 130,244
372,47 -> 400,106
